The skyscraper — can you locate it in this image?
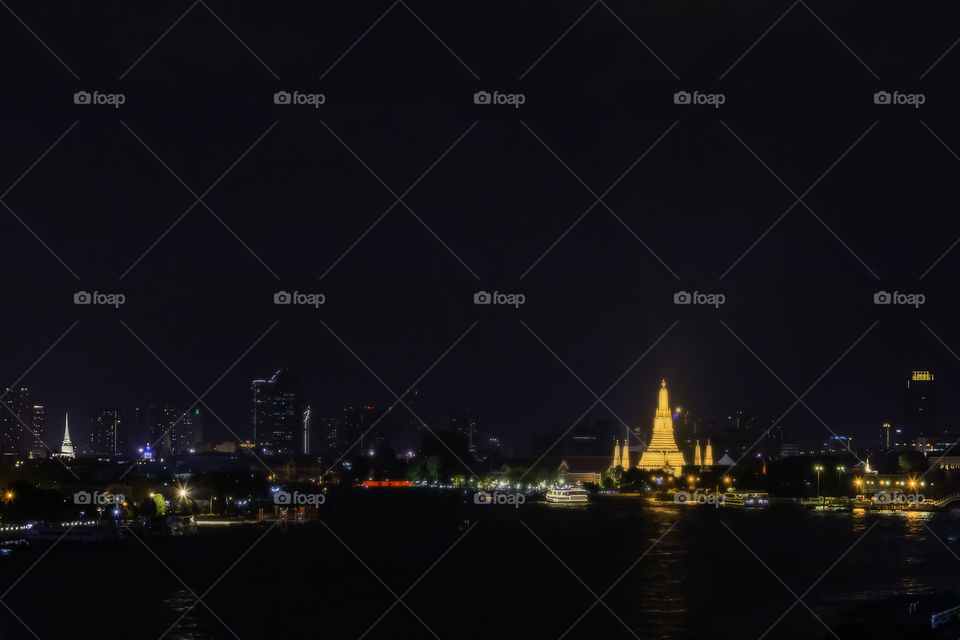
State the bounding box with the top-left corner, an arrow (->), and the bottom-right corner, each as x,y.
136,404 -> 181,456
0,387 -> 33,452
89,408 -> 124,454
904,370 -> 935,440
251,369 -> 303,455
341,404 -> 389,457
879,422 -> 892,452
31,405 -> 45,446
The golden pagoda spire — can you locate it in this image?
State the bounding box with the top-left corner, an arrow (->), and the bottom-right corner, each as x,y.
613,441 -> 621,469
694,441 -> 702,467
621,441 -> 629,469
704,439 -> 714,467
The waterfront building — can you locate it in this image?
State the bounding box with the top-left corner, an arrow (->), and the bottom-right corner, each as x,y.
637,380 -> 687,475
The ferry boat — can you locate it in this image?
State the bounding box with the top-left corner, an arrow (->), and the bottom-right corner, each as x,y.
721,491 -> 769,508
545,487 -> 589,503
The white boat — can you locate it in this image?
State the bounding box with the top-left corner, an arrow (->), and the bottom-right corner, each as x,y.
545,487 -> 588,503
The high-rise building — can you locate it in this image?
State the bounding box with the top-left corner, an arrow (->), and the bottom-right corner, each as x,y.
449,408 -> 480,454
904,370 -> 935,438
136,404 -> 181,455
89,408 -> 124,454
879,422 -> 892,452
341,404 -> 389,457
251,369 -> 303,455
0,387 -> 33,452
302,406 -> 311,455
31,405 -> 45,447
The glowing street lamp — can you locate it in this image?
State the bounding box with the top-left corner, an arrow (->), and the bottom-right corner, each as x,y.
814,465 -> 824,499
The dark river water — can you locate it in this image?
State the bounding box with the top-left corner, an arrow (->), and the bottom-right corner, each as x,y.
1,492 -> 958,639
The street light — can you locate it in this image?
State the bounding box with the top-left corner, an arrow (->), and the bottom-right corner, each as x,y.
836,466 -> 844,494
814,465 -> 824,500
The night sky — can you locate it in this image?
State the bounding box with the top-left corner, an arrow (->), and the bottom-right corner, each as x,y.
2,1 -> 960,453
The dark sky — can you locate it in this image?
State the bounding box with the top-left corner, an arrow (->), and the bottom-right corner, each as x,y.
2,1 -> 960,453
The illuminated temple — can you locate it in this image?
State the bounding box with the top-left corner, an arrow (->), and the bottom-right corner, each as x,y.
637,379 -> 686,476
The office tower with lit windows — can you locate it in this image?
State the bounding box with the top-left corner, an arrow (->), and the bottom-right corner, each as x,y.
904,371 -> 935,440
171,408 -> 203,454
136,404 -> 181,455
0,387 -> 33,452
251,369 -> 303,455
449,408 -> 480,454
89,408 -> 124,454
339,404 -> 389,457
879,422 -> 892,452
31,405 -> 45,446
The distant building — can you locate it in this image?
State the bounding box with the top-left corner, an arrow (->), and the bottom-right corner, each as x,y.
0,387 -> 33,452
58,412 -> 75,459
89,408 -> 124,454
251,369 -> 303,455
136,404 -> 181,456
449,409 -> 480,454
879,422 -> 892,452
341,404 -> 388,457
31,405 -> 45,447
636,380 -> 686,475
904,370 -> 935,439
